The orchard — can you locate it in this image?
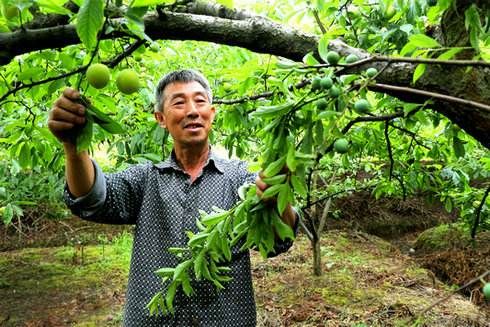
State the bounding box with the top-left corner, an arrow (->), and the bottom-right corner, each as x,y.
0,0 -> 489,325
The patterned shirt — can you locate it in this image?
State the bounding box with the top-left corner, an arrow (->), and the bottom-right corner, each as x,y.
64,149 -> 295,326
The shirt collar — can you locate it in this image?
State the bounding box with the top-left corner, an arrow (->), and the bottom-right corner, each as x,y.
154,147 -> 225,174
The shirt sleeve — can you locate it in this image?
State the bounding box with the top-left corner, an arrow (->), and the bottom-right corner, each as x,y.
63,159 -> 148,225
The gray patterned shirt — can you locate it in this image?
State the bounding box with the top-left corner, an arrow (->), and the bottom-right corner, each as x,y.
64,149 -> 295,326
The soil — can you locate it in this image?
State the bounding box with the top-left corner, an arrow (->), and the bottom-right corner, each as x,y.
0,192 -> 489,326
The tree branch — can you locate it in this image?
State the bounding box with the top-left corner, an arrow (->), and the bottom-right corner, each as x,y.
368,83 -> 490,114
471,185 -> 490,240
384,122 -> 394,180
0,39 -> 145,103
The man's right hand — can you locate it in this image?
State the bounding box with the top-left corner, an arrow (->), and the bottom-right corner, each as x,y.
48,88 -> 86,144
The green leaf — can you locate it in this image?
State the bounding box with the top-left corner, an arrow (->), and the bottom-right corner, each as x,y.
36,0 -> 72,15
18,143 -> 31,169
165,282 -> 178,314
408,34 -> 441,48
271,211 -> 294,241
76,0 -> 105,49
277,184 -> 289,215
437,47 -> 463,60
250,101 -> 294,119
318,35 -> 330,64
263,155 -> 286,178
261,183 -> 285,199
290,174 -> 307,198
453,136 -> 465,158
262,174 -> 287,185
413,63 -> 426,83
131,0 -> 174,7
216,0 -> 233,7
76,114 -> 94,153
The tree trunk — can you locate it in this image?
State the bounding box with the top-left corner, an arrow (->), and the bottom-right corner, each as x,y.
312,237 -> 322,276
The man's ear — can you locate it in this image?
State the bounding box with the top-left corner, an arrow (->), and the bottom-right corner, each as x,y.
210,105 -> 216,122
154,111 -> 166,128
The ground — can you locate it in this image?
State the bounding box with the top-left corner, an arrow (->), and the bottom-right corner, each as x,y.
0,193 -> 489,326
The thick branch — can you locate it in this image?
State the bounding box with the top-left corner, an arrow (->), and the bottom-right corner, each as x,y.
0,11 -> 317,65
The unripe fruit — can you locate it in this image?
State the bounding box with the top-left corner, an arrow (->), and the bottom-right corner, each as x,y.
354,99 -> 371,114
483,283 -> 490,300
384,5 -> 396,19
311,77 -> 322,91
149,43 -> 160,52
329,85 -> 340,97
116,69 -> 140,94
334,138 -> 349,153
345,54 -> 359,64
5,6 -> 19,19
326,51 -> 340,65
316,98 -> 328,110
366,67 -> 378,78
86,63 -> 111,89
320,77 -> 333,90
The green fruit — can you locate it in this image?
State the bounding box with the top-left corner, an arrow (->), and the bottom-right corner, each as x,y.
86,63 -> 111,89
326,51 -> 340,65
4,6 -> 19,19
333,138 -> 349,153
354,99 -> 371,114
311,77 -> 322,91
223,82 -> 232,91
116,69 -> 140,94
384,5 -> 396,19
427,0 -> 437,6
366,67 -> 378,78
345,54 -> 359,64
329,85 -> 340,97
483,283 -> 490,300
316,98 -> 328,110
320,77 -> 333,90
149,43 -> 160,52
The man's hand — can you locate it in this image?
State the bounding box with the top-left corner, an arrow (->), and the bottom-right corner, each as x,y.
48,88 -> 86,144
255,172 -> 297,229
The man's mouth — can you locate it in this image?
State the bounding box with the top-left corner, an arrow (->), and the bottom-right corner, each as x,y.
184,122 -> 204,130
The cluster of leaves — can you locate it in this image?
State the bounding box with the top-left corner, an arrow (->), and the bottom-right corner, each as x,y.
147,173 -> 296,314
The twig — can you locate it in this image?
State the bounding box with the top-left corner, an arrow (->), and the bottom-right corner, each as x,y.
471,185 -> 490,239
309,3 -> 326,34
418,270 -> 490,317
384,122 -> 394,180
214,91 -> 274,104
369,83 -> 490,114
305,55 -> 490,69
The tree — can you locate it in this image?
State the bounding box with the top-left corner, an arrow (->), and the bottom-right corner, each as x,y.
0,0 -> 489,308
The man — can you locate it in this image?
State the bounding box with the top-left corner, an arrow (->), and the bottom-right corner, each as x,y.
48,69 -> 297,326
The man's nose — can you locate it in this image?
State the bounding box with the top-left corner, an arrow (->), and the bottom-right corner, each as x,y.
186,101 -> 199,117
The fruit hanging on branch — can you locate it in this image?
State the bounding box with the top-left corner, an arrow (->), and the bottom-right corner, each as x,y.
116,69 -> 140,94
86,63 -> 111,89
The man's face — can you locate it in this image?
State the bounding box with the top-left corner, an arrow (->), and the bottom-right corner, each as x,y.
154,81 -> 215,147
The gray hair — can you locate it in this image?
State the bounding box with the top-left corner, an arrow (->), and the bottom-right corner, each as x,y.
154,69 -> 213,112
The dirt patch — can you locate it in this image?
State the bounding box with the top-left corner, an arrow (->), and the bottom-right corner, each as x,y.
253,232 -> 489,326
325,192 -> 456,238
412,224 -> 490,305
0,216 -> 133,251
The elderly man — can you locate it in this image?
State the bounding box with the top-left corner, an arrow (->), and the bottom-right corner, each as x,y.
48,69 -> 297,326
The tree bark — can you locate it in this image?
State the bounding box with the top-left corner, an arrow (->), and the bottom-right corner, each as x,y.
0,2 -> 489,147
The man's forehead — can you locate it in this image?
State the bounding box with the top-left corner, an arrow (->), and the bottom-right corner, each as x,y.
164,81 -> 207,99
